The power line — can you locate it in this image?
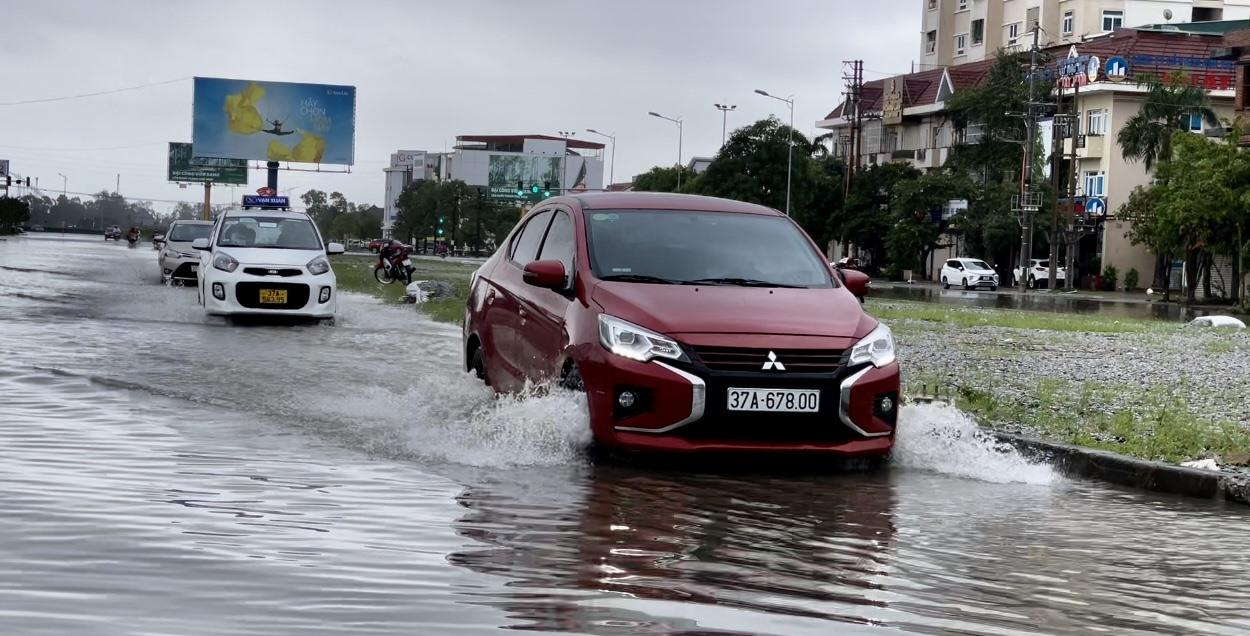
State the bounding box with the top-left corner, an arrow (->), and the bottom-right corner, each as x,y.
0,77 -> 190,107
0,141 -> 167,152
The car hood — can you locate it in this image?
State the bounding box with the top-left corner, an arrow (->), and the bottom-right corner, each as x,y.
590,281 -> 873,339
215,247 -> 322,266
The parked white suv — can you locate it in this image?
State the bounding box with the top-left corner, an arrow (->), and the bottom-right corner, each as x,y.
941,258 -> 999,291
159,220 -> 213,284
193,209 -> 344,320
1013,259 -> 1066,289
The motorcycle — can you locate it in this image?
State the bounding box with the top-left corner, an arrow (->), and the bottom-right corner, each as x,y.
126,233 -> 140,248
374,251 -> 414,285
152,232 -> 165,250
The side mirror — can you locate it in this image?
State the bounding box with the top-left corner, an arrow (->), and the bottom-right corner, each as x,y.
840,268 -> 871,299
191,238 -> 210,251
326,242 -> 345,255
523,260 -> 567,289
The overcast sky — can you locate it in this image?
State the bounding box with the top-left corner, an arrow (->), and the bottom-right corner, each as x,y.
0,0 -> 917,212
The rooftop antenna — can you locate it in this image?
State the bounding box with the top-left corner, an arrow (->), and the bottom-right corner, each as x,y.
1163,8 -> 1173,22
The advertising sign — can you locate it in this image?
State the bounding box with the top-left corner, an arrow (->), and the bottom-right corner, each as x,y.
1058,47 -> 1093,89
881,79 -> 904,126
168,142 -> 247,185
192,77 -> 356,165
393,150 -> 425,168
487,155 -> 561,198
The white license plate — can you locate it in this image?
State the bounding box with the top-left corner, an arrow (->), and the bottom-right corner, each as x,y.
189,265 -> 197,272
727,388 -> 820,413
402,259 -> 412,267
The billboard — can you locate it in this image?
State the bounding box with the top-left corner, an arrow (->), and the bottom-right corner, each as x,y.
0,159 -> 8,178
168,142 -> 247,185
487,155 -> 561,198
192,77 -> 356,165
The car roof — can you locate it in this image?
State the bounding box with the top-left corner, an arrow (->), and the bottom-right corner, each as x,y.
220,208 -> 310,220
561,192 -> 782,216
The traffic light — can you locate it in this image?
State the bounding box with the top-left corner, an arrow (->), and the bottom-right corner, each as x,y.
24,177 -> 30,187
4,176 -> 9,187
530,183 -> 540,194
437,216 -> 445,236
542,181 -> 551,197
516,181 -> 524,197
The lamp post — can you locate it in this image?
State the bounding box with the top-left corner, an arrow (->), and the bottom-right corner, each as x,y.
558,130 -> 576,193
585,128 -> 616,188
714,103 -> 736,147
755,89 -> 795,217
57,172 -> 66,197
648,111 -> 683,190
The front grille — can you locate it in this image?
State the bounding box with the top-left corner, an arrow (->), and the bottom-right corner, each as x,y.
235,282 -> 310,309
690,346 -> 847,374
243,267 -> 303,277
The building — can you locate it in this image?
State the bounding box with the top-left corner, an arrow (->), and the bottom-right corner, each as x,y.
920,0 -> 1250,69
380,135 -> 605,237
686,156 -> 714,174
825,24 -> 1238,284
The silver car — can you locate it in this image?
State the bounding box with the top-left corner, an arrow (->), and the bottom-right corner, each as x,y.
159,220 -> 214,284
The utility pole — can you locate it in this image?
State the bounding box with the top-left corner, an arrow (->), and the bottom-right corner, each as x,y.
1066,79 -> 1082,288
1048,81 -> 1065,291
1017,26 -> 1041,294
714,103 -> 736,147
202,182 -> 212,220
842,60 -> 865,203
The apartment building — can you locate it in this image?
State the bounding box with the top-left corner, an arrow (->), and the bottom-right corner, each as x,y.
832,25 -> 1236,284
920,0 -> 1250,68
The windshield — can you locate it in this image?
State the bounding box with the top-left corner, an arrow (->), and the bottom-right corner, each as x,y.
970,260 -> 991,270
586,209 -> 833,288
217,216 -> 322,250
169,224 -> 212,242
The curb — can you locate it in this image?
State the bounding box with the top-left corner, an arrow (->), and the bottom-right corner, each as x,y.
993,432 -> 1250,505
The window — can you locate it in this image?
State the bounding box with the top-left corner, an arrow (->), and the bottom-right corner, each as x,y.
958,0 -> 967,10
946,260 -> 961,270
934,125 -> 950,148
218,216 -> 322,250
1087,109 -> 1107,136
1084,171 -> 1106,197
1193,7 -> 1222,21
537,211 -> 574,284
926,30 -> 937,54
510,210 -> 553,266
928,0 -> 937,9
1007,22 -> 1020,44
169,223 -> 212,242
956,33 -> 967,56
971,19 -> 985,45
1062,10 -> 1073,35
1188,113 -> 1204,132
1102,10 -> 1123,32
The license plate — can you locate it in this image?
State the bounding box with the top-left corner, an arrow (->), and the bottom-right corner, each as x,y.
402,259 -> 412,267
189,265 -> 197,272
258,289 -> 288,304
727,388 -> 820,413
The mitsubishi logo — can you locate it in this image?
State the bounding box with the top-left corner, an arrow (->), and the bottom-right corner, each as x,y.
761,351 -> 786,371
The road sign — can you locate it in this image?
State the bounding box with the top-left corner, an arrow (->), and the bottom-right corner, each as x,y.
1085,197 -> 1106,216
1106,56 -> 1129,82
242,195 -> 289,208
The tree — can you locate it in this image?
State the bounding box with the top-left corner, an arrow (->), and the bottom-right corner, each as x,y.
0,197 -> 31,232
632,166 -> 691,193
840,162 -> 922,270
1117,72 -> 1219,173
171,201 -> 201,221
887,171 -> 969,276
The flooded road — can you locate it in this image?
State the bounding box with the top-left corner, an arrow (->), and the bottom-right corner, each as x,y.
2,234 -> 1249,635
872,283 -> 1236,322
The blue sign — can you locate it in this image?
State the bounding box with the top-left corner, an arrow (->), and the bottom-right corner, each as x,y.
242,195 -> 290,208
1105,56 -> 1129,82
1085,197 -> 1106,216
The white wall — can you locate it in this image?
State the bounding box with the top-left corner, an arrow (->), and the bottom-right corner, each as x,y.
382,167 -> 408,234
522,139 -> 564,156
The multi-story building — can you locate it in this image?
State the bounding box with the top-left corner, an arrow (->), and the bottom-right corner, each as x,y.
828,23 -> 1237,285
920,0 -> 1250,69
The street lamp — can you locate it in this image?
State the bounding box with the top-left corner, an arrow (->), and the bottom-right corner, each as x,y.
714,103 -> 736,147
57,172 -> 66,197
755,89 -> 795,217
585,128 -> 616,188
558,130 -> 576,193
648,111 -> 683,190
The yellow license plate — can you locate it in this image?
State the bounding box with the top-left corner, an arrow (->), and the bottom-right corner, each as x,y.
259,289 -> 288,304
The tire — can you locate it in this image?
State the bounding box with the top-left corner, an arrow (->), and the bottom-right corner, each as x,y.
469,347 -> 488,385
1027,276 -> 1036,289
963,277 -> 972,291
559,362 -> 585,392
942,276 -> 950,290
374,265 -> 394,285
990,286 -> 998,292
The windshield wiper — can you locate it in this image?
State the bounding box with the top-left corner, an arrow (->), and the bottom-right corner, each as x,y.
684,277 -> 804,288
600,274 -> 684,285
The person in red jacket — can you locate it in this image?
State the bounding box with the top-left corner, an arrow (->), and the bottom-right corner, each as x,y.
377,239 -> 412,284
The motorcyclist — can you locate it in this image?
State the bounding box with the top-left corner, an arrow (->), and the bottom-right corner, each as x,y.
378,239 -> 412,284
126,226 -> 141,245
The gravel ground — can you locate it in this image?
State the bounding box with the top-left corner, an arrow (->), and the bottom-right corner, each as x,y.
879,301 -> 1250,474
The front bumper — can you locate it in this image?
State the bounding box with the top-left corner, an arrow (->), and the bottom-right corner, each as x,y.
578,348 -> 900,456
160,253 -> 200,281
202,267 -> 337,318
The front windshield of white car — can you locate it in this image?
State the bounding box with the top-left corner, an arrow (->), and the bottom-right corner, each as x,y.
218,216 -> 322,250
970,260 -> 991,270
169,224 -> 212,242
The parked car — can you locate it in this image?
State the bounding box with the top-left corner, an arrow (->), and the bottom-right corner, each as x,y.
30,225 -> 44,232
104,225 -> 122,241
940,258 -> 999,291
194,209 -> 344,320
1013,259 -> 1066,289
158,220 -> 213,284
833,256 -> 862,270
462,192 -> 900,457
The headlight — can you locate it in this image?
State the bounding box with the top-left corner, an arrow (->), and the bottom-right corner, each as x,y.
306,256 -> 330,276
598,314 -> 687,363
848,322 -> 896,368
212,253 -> 239,273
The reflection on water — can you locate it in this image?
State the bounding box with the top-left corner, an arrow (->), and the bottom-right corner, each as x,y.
872,284 -> 1241,322
3,235 -> 1250,635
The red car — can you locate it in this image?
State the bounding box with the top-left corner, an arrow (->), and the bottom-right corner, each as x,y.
462,193 -> 900,456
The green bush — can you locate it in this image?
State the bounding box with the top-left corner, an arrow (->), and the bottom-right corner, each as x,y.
1124,268 -> 1139,291
1101,265 -> 1119,291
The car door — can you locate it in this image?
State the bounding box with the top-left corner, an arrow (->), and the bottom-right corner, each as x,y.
511,207 -> 576,382
942,260 -> 958,283
485,209 -> 554,390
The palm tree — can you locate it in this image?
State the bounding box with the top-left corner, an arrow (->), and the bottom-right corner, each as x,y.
1116,72 -> 1220,298
1117,72 -> 1220,172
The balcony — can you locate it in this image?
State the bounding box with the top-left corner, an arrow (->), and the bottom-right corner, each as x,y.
1062,133 -> 1105,159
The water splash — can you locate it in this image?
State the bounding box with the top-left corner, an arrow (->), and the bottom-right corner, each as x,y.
893,402 -> 1056,485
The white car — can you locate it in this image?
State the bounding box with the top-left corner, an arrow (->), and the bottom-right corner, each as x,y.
193,209 -> 344,320
940,258 -> 999,290
1013,259 -> 1066,289
158,220 -> 214,284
